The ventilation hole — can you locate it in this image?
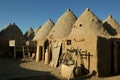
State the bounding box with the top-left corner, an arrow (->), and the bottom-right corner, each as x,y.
91,19 -> 94,21
79,24 -> 82,27
66,40 -> 71,45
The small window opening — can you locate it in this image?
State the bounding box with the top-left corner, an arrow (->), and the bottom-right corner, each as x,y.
91,19 -> 94,21
79,24 -> 82,27
67,40 -> 71,45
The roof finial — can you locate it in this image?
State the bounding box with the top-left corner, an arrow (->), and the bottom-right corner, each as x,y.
13,22 -> 16,25
67,8 -> 71,12
85,8 -> 90,11
108,15 -> 112,18
49,18 -> 52,21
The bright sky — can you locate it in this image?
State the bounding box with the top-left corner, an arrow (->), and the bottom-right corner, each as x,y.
0,0 -> 120,34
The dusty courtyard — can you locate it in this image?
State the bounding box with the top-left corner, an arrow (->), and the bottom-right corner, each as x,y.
0,57 -> 60,80
1,57 -> 120,80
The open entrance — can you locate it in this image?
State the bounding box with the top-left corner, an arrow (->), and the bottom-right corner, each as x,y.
43,40 -> 49,60
111,41 -> 120,75
44,40 -> 49,52
9,47 -> 14,57
39,46 -> 43,60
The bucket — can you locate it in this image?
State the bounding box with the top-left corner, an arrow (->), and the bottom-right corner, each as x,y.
74,67 -> 82,77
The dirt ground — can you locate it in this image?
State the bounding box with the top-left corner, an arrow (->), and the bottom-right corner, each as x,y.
1,57 -> 120,80
0,57 -> 61,80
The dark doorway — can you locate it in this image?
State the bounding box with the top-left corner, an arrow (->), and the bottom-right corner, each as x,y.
97,37 -> 112,77
9,47 -> 14,57
43,40 -> 49,60
117,42 -> 120,74
44,40 -> 49,52
39,46 -> 43,60
111,41 -> 120,75
111,42 -> 114,75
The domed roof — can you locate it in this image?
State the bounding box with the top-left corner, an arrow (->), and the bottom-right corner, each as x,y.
73,8 -> 109,37
66,8 -> 109,40
0,23 -> 24,46
24,28 -> 34,41
103,15 -> 120,36
48,8 -> 77,40
0,23 -> 23,40
33,19 -> 54,41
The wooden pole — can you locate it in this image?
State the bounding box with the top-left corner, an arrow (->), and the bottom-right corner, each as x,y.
14,46 -> 16,59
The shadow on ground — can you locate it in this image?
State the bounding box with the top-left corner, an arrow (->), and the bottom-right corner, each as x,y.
8,75 -> 58,80
0,57 -> 59,80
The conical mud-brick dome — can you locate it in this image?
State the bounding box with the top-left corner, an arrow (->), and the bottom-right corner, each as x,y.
103,15 -> 120,36
33,19 -> 54,41
73,8 -> 109,38
24,28 -> 34,41
0,23 -> 23,46
0,23 -> 23,40
48,8 -> 77,40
